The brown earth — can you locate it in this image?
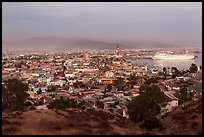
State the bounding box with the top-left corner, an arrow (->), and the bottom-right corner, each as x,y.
159,100 -> 202,135
2,100 -> 202,135
2,108 -> 151,135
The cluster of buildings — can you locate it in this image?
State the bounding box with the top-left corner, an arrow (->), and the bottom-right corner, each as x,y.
2,48 -> 202,118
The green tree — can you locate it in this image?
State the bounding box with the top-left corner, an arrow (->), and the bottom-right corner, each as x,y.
127,84 -> 165,123
2,78 -> 29,111
189,63 -> 198,73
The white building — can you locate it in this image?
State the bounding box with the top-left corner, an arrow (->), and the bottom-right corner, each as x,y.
161,93 -> 179,116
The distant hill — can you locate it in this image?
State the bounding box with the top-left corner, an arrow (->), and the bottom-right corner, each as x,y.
3,36 -> 201,51
2,36 -> 132,51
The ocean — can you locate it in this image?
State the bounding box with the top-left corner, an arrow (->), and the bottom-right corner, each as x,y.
130,52 -> 202,71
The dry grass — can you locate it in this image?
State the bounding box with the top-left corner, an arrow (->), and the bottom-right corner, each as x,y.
2,108 -> 150,135
161,100 -> 202,135
5,102 -> 201,135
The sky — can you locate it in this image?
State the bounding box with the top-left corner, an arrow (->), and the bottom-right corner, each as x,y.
2,2 -> 202,48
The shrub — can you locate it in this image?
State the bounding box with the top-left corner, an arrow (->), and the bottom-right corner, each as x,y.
29,106 -> 36,110
141,116 -> 163,131
96,100 -> 104,109
47,97 -> 83,110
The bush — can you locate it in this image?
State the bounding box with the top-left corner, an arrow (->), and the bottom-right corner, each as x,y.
47,97 -> 83,110
189,63 -> 198,73
96,100 -> 104,109
47,85 -> 58,92
141,116 -> 163,131
29,106 -> 36,110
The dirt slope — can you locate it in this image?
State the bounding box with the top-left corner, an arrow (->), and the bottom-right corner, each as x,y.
160,100 -> 202,135
2,100 -> 202,135
2,108 -> 152,135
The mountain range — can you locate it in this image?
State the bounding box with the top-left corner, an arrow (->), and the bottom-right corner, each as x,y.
3,36 -> 130,51
2,36 -> 201,51
3,36 -> 201,51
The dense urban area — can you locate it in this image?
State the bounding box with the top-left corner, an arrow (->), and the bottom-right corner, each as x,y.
2,48 -> 202,135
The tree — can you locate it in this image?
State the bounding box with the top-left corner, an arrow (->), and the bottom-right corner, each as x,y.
179,83 -> 188,103
144,78 -> 158,85
96,100 -> 104,109
37,88 -> 42,94
141,116 -> 163,131
128,74 -> 138,88
171,67 -> 181,78
114,77 -> 125,91
2,78 -> 29,111
127,84 -> 165,123
47,97 -> 83,110
163,67 -> 167,74
163,67 -> 167,79
189,63 -> 198,73
105,84 -> 112,92
47,85 -> 57,92
73,81 -> 86,89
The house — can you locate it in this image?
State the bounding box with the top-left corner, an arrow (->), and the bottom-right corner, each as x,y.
129,89 -> 140,97
166,82 -> 180,90
114,91 -> 124,97
117,106 -> 129,119
42,96 -> 54,103
36,104 -> 48,110
27,91 -> 36,99
79,90 -> 96,97
161,93 -> 179,116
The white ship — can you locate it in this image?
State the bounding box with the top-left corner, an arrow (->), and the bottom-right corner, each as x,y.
153,52 -> 195,60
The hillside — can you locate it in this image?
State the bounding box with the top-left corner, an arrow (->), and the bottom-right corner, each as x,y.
160,100 -> 202,135
2,100 -> 202,135
2,108 -> 153,135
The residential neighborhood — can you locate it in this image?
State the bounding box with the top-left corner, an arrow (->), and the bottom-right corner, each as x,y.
2,48 -> 202,119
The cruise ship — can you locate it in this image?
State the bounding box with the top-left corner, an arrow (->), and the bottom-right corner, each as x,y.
153,52 -> 195,60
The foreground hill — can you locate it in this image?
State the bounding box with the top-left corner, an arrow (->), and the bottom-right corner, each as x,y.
2,108 -> 152,135
2,100 -> 202,135
160,100 -> 202,135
